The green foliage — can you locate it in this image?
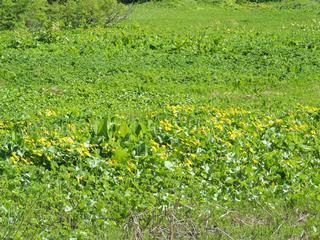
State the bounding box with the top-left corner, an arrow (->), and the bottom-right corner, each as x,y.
0,2 -> 320,238
60,0 -> 124,28
0,105 -> 320,238
0,0 -> 29,30
0,0 -> 127,31
278,0 -> 320,9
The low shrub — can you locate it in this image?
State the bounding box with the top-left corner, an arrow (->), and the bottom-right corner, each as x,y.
0,0 -> 29,30
0,0 -> 129,31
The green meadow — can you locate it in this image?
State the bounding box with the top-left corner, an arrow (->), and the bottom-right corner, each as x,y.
0,0 -> 320,239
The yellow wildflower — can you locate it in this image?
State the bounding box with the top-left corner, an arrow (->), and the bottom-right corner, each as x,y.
185,159 -> 193,166
76,176 -> 83,184
275,119 -> 284,125
127,162 -> 136,172
59,136 -> 74,145
0,120 -> 5,129
160,119 -> 174,132
300,105 -> 320,113
38,137 -> 46,145
228,129 -> 242,139
109,159 -> 118,166
44,110 -> 57,117
10,152 -> 19,164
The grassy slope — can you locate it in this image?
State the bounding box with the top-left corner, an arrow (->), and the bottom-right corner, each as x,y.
0,2 -> 320,239
1,3 -> 319,119
127,2 -> 320,109
129,2 -> 319,32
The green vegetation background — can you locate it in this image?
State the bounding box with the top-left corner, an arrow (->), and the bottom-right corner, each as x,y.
0,0 -> 320,239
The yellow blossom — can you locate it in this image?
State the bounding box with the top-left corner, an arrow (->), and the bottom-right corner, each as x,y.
300,105 -> 320,113
160,119 -> 174,132
76,176 -> 83,184
228,129 -> 242,139
275,119 -> 284,125
185,159 -> 193,166
44,110 -> 57,117
10,152 -> 19,164
127,162 -> 136,172
59,136 -> 75,145
109,159 -> 118,166
0,120 -> 5,129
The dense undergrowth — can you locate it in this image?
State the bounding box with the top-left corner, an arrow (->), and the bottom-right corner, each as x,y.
0,2 -> 320,239
0,0 -> 128,31
1,105 -> 320,238
1,0 -> 319,31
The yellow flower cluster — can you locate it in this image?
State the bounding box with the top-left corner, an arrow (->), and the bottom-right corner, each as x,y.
75,143 -> 91,157
166,104 -> 195,115
151,140 -> 168,160
300,105 -> 320,113
228,129 -> 243,139
160,119 -> 174,132
44,109 -> 57,117
10,152 -> 32,165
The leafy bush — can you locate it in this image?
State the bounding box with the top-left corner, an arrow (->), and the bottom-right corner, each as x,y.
0,0 -> 129,31
0,0 -> 29,30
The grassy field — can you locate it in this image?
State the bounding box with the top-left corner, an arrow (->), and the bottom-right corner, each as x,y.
129,1 -> 320,32
0,1 -> 320,239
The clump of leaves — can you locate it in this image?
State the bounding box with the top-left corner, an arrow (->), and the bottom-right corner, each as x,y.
0,0 -> 130,31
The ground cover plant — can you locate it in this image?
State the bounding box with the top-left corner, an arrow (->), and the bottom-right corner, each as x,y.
0,0 -> 320,239
0,0 -> 129,31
